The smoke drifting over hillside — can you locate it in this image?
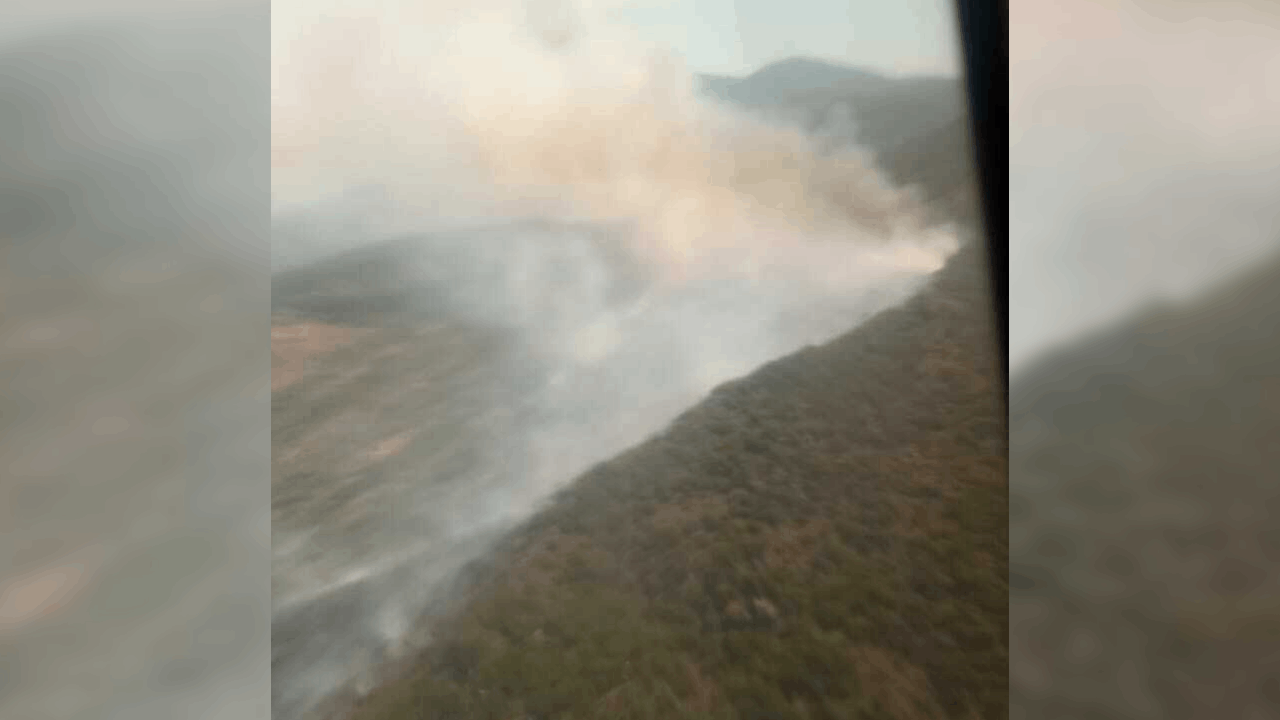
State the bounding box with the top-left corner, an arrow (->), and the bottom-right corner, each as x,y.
271,1 -> 968,717
271,0 -> 956,272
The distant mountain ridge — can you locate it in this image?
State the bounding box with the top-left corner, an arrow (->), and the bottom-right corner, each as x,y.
695,57 -> 893,106
695,56 -> 975,228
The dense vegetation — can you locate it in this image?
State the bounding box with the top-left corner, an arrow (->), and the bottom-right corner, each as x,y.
342,237 -> 1005,720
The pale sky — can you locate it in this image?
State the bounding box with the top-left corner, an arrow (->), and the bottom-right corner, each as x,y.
8,0 -> 961,77
609,0 -> 962,76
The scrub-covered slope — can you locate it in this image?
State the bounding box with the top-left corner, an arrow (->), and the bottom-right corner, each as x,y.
348,237 -> 1006,720
1010,249 -> 1280,719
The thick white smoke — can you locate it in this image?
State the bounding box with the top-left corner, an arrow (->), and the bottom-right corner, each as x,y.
271,0 -> 957,272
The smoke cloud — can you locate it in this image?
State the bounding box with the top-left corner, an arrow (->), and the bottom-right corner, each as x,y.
271,0 -> 956,271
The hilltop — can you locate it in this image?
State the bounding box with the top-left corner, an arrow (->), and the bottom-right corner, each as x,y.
697,57 -> 974,229
696,57 -> 893,106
